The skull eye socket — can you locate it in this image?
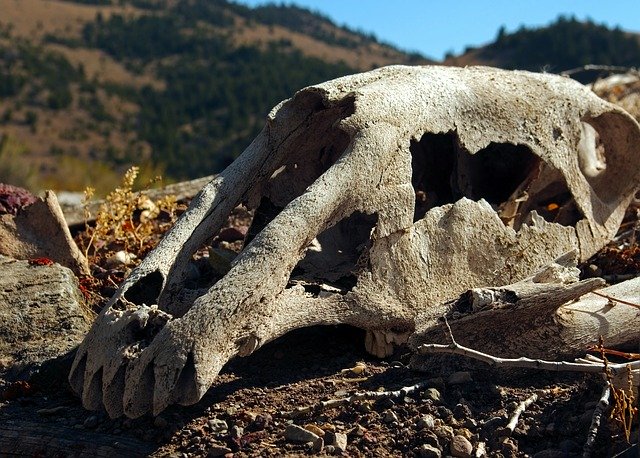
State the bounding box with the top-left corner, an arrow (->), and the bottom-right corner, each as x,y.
410,131 -> 582,229
410,132 -> 541,221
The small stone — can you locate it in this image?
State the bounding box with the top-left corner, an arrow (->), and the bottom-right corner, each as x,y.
350,362 -> 367,375
329,431 -> 348,453
482,416 -> 504,430
450,435 -> 473,458
304,424 -> 325,437
324,445 -> 335,454
207,444 -> 232,457
105,250 -> 136,268
454,403 -> 472,419
153,416 -> 168,429
217,226 -> 248,243
383,410 -> 399,423
456,427 -> 472,440
423,388 -> 442,403
230,425 -> 244,439
351,424 -> 367,436
448,371 -> 473,385
417,414 -> 436,429
83,415 -> 98,429
433,425 -> 454,441
418,443 -> 442,458
253,412 -> 272,430
208,418 -> 228,434
501,436 -> 518,454
285,424 -> 321,443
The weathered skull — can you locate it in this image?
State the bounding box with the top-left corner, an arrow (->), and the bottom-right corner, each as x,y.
69,65 -> 640,418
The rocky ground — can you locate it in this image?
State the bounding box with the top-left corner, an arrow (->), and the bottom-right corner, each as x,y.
0,323 -> 636,457
1,196 -> 639,458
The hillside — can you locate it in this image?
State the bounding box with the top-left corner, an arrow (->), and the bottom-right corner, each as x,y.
0,0 -> 430,193
445,16 -> 640,77
1,5 -> 639,194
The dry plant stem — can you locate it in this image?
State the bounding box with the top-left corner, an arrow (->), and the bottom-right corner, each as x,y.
286,381 -> 430,418
582,386 -> 611,458
417,342 -> 640,377
505,393 -> 538,435
591,290 -> 640,310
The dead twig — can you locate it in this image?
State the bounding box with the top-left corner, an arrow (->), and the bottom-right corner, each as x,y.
591,290 -> 640,310
416,341 -> 640,376
285,381 -> 430,418
583,386 -> 611,458
561,64 -> 637,77
505,393 -> 538,436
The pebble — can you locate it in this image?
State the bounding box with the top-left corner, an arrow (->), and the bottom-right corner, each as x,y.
207,444 -> 233,457
154,416 -> 168,429
448,371 -> 473,385
433,425 -> 454,441
304,424 -> 325,437
285,424 -> 321,443
454,403 -> 472,419
350,362 -> 367,375
417,414 -> 436,429
351,424 -> 367,436
217,226 -> 247,243
383,410 -> 399,423
423,388 -> 442,403
253,412 -> 272,430
455,427 -> 473,440
83,415 -> 98,429
500,436 -> 518,454
328,431 -> 348,453
450,435 -> 473,458
418,443 -> 442,458
230,425 -> 244,439
208,418 -> 228,434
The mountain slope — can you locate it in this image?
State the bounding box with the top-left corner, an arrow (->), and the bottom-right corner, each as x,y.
445,16 -> 640,76
0,0 -> 431,192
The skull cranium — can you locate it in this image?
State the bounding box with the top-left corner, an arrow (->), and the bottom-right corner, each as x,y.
69,65 -> 640,418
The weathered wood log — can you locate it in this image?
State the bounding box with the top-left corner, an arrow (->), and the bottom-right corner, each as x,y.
411,252 -> 640,361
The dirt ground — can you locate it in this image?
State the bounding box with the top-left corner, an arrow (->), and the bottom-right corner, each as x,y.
1,198 -> 639,457
0,323 -> 636,457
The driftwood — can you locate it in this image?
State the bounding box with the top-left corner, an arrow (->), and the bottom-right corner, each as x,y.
68,65 -> 640,418
411,253 -> 640,361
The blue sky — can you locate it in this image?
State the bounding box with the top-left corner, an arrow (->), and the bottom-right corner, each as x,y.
237,1 -> 640,60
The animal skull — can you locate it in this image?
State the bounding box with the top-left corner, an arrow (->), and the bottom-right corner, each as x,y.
69,65 -> 640,418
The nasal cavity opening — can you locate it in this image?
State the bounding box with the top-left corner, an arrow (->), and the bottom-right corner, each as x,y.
291,212 -> 378,292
